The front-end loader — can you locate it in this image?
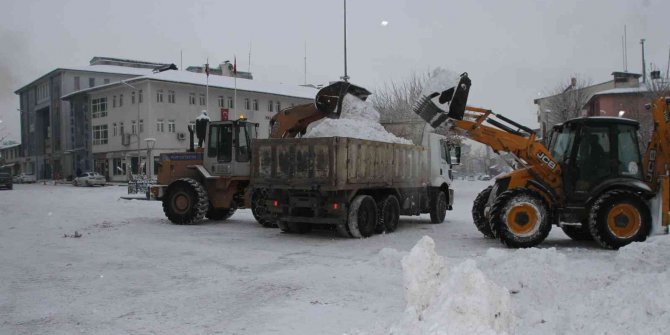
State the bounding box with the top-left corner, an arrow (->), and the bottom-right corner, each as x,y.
414,73 -> 669,249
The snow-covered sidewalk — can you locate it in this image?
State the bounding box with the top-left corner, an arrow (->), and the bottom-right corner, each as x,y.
0,181 -> 667,334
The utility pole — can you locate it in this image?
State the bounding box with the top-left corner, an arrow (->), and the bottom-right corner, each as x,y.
641,38 -> 646,84
341,0 -> 349,82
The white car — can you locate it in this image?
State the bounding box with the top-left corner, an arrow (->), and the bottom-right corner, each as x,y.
13,173 -> 37,183
73,172 -> 106,186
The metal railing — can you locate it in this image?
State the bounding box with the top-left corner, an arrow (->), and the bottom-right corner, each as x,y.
127,174 -> 156,195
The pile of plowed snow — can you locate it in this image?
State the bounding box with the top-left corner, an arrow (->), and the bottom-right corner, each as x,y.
303,93 -> 412,144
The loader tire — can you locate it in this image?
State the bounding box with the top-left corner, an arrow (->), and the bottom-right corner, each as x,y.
162,178 -> 208,225
489,188 -> 551,248
429,190 -> 448,224
560,223 -> 593,241
206,204 -> 236,221
472,186 -> 495,238
348,195 -> 377,238
377,195 -> 400,233
588,190 -> 650,249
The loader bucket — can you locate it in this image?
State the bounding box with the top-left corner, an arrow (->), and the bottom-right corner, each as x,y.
315,81 -> 372,118
412,73 -> 472,128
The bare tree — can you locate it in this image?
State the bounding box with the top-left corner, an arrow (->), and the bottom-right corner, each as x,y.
543,76 -> 593,124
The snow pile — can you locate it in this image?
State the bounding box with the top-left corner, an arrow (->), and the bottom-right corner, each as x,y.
389,236 -> 514,335
616,236 -> 670,272
303,94 -> 412,144
421,68 -> 459,99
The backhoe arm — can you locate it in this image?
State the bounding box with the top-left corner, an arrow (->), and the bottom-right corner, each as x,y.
642,97 -> 670,226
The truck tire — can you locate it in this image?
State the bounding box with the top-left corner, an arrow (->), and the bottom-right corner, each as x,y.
489,188 -> 551,248
206,203 -> 236,221
588,190 -> 650,249
472,186 -> 494,238
251,189 -> 276,228
429,190 -> 447,224
377,195 -> 400,233
348,195 -> 377,238
162,178 -> 208,225
560,223 -> 593,241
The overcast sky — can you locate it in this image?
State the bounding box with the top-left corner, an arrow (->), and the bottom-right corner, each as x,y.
1,0 -> 668,142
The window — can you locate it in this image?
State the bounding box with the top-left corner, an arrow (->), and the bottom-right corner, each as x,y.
244,98 -> 250,110
131,120 -> 137,135
276,101 -> 281,112
113,123 -> 117,137
208,124 -> 233,162
168,120 -> 176,133
120,122 -> 124,135
189,93 -> 196,105
227,96 -> 234,108
253,99 -> 259,111
36,83 -> 49,103
119,94 -> 123,107
617,125 -> 642,178
268,100 -> 274,112
113,96 -> 117,108
218,96 -> 224,108
156,119 -> 164,133
139,119 -> 144,133
91,98 -> 108,118
74,77 -> 80,90
113,158 -> 124,176
131,91 -> 136,104
93,125 -> 108,145
89,78 -> 95,88
157,90 -> 164,103
199,94 -> 206,106
104,78 -> 110,84
139,90 -> 143,103
168,90 -> 175,103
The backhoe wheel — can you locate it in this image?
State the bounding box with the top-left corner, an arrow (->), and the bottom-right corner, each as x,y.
429,190 -> 448,224
251,189 -> 276,228
472,186 -> 495,238
489,188 -> 551,248
206,202 -> 236,221
377,195 -> 400,233
162,178 -> 209,225
348,195 -> 377,238
588,190 -> 650,249
560,223 -> 593,241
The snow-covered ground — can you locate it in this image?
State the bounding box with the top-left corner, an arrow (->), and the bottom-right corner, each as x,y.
0,181 -> 668,334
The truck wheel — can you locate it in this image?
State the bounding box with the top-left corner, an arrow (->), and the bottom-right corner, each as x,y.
588,190 -> 650,249
162,178 -> 208,225
489,188 -> 551,248
472,186 -> 494,238
251,189 -> 276,228
429,190 -> 447,224
560,223 -> 593,241
288,222 -> 312,234
377,195 -> 400,233
348,195 -> 377,238
206,203 -> 236,221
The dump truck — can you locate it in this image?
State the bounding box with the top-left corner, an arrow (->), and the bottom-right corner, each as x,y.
249,131 -> 460,237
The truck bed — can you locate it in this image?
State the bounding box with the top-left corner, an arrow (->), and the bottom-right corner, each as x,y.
251,137 -> 427,191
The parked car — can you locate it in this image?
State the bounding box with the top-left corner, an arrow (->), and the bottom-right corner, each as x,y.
73,172 -> 106,186
480,175 -> 492,181
0,167 -> 12,190
467,175 -> 476,181
13,173 -> 36,184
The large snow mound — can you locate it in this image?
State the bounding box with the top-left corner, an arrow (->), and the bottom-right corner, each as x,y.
303,94 -> 412,144
389,236 -> 514,335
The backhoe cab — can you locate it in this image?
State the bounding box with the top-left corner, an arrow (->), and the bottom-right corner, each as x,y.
414,73 -> 665,249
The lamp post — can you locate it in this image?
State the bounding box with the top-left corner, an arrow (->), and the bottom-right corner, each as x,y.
120,80 -> 142,176
144,138 -> 156,178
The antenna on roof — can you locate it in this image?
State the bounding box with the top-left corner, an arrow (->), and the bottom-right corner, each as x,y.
304,40 -> 307,85
248,41 -> 252,73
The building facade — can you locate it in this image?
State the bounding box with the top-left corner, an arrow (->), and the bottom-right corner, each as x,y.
64,70 -> 316,182
0,143 -> 22,175
14,57 -> 168,179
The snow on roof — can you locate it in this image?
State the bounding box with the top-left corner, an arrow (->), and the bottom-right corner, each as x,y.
16,64 -> 154,93
63,70 -> 318,100
592,86 -> 649,96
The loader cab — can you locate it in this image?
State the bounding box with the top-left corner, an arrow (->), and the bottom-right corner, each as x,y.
549,117 -> 642,204
204,118 -> 259,177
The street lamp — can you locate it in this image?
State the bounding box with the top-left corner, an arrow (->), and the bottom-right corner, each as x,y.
120,80 -> 142,176
144,137 -> 156,178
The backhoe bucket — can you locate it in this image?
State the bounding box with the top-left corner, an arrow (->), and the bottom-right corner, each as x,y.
412,73 -> 472,128
315,81 -> 372,118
